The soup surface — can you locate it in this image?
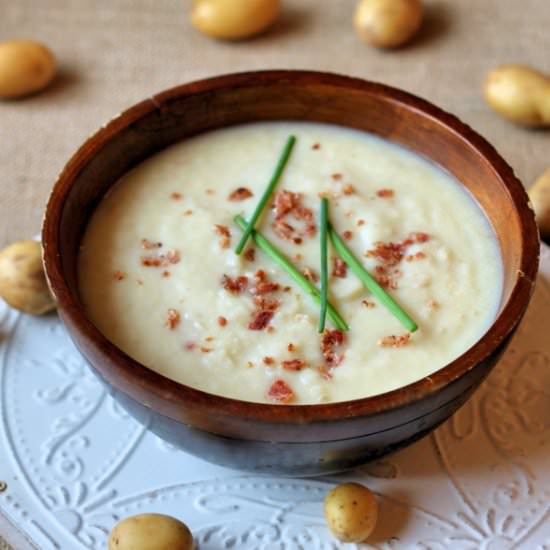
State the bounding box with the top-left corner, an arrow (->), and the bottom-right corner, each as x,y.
78,122 -> 503,404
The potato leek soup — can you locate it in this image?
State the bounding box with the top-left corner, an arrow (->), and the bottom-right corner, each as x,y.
78,122 -> 503,404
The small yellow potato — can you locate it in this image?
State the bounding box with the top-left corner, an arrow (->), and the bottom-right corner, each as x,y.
0,240 -> 55,315
353,0 -> 423,49
108,513 -> 193,550
529,168 -> 550,240
324,482 -> 378,543
0,40 -> 56,99
191,0 -> 280,40
483,65 -> 550,127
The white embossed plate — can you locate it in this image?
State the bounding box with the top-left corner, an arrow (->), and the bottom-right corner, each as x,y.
1,246 -> 549,550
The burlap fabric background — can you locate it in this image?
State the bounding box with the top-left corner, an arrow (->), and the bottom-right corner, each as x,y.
1,0 -> 549,547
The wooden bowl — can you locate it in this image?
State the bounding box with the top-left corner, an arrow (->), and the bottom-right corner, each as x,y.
42,71 -> 539,475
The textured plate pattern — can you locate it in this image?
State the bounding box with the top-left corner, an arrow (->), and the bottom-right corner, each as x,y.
0,245 -> 549,550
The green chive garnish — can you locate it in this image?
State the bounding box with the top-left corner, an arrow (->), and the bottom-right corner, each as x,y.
234,215 -> 348,331
234,135 -> 296,255
319,197 -> 329,333
328,223 -> 418,332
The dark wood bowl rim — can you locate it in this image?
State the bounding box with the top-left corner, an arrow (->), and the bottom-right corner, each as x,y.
42,70 -> 540,425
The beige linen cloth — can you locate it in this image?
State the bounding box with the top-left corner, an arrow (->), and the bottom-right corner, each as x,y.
0,0 -> 549,547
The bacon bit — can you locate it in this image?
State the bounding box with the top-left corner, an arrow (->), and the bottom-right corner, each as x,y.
141,238 -> 162,249
161,270 -> 171,278
206,188 -> 215,195
366,232 -> 430,288
140,250 -> 179,268
295,205 -> 315,225
287,342 -> 295,352
228,187 -> 253,201
410,232 -> 430,243
263,356 -> 275,365
113,270 -> 127,281
214,224 -> 230,238
141,256 -> 162,267
250,281 -> 280,295
318,364 -> 333,381
184,342 -> 196,351
183,209 -> 193,216
332,257 -> 347,278
377,188 -> 394,198
272,190 -> 316,241
378,333 -> 411,348
405,251 -> 427,262
274,190 -> 302,219
166,249 -> 181,264
214,224 -> 231,249
321,329 -> 345,366
367,242 -> 404,266
222,274 -> 248,294
301,267 -> 318,283
165,309 -> 180,330
267,379 -> 294,404
312,142 -> 321,150
362,299 -> 376,308
282,359 -> 306,371
244,248 -> 255,262
342,230 -> 353,240
357,219 -> 365,226
343,184 -> 355,195
375,274 -> 396,289
331,173 -> 343,181
201,347 -> 213,353
248,310 -> 274,330
251,270 -> 280,295
253,296 -> 280,311
217,316 -> 228,327
170,192 -> 182,200
273,220 -> 295,241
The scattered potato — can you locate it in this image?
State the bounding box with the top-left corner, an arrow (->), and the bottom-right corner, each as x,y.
324,482 -> 378,543
353,0 -> 423,49
0,40 -> 56,99
483,65 -> 550,127
108,514 -> 193,550
0,240 -> 55,315
191,0 -> 280,41
529,168 -> 550,240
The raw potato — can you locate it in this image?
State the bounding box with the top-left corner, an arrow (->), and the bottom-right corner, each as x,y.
0,40 -> 56,99
529,168 -> 550,239
108,514 -> 193,550
483,65 -> 550,127
0,240 -> 55,315
353,0 -> 423,49
324,482 -> 378,543
191,0 -> 280,40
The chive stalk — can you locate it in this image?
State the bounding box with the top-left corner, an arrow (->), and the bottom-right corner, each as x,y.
234,135 -> 296,255
319,197 -> 329,333
328,223 -> 418,332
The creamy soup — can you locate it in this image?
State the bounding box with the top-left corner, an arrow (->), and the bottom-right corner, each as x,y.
78,122 -> 503,404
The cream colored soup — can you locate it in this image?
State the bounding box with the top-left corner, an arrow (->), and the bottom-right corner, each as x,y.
78,122 -> 502,404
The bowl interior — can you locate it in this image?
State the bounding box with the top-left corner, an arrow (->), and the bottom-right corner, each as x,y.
42,71 -> 539,431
